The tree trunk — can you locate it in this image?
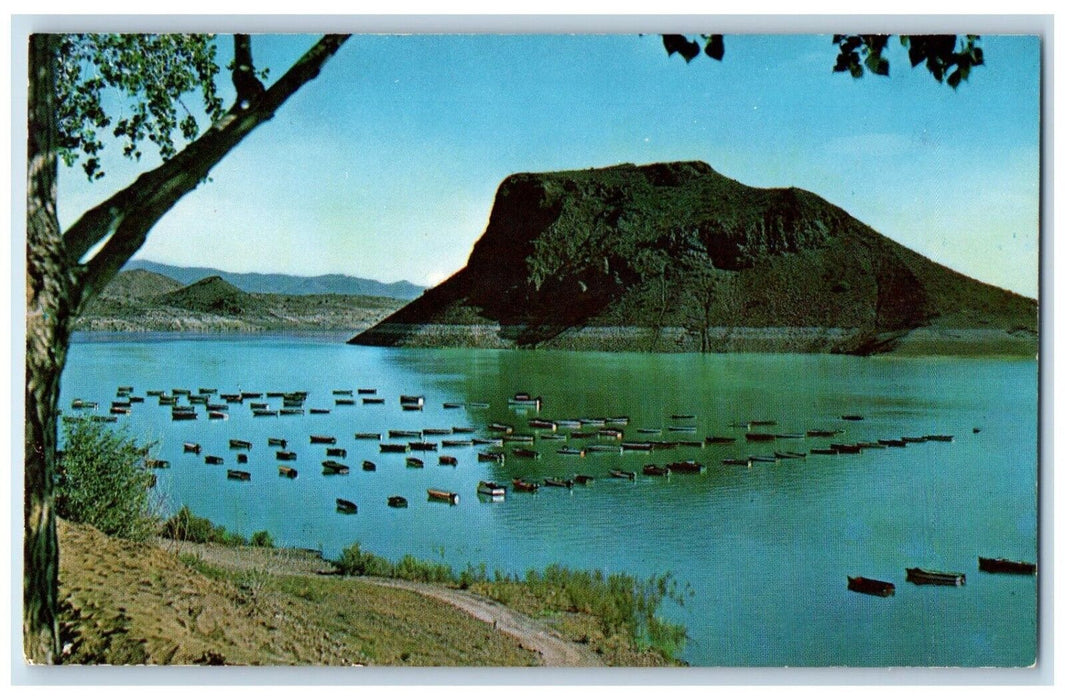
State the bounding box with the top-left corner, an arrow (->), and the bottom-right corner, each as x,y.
25,32 -> 67,665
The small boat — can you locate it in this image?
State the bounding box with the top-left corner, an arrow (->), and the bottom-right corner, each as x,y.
387,495 -> 408,508
539,434 -> 567,441
183,442 -> 202,454
973,427 -> 982,434
362,460 -> 377,471
229,439 -> 253,450
598,428 -> 625,439
648,441 -> 679,450
721,458 -> 751,466
607,416 -> 630,426
749,420 -> 777,427
671,414 -> 696,420
322,459 -> 350,473
642,464 -> 670,477
336,498 -> 358,514
70,399 -> 98,409
512,448 -> 541,459
830,443 -> 862,454
362,398 -> 385,405
477,481 -> 507,497
326,447 -> 347,458
408,441 -> 438,452
268,437 -> 287,448
573,474 -> 595,485
173,388 -> 192,396
609,469 -> 636,481
309,408 -> 331,415
443,402 -> 464,409
427,489 -> 460,504
332,389 -> 353,396
158,395 -> 178,405
357,388 -> 377,395
978,557 -> 1037,575
557,447 -> 586,457
451,426 -> 476,434
206,403 -> 228,411
806,429 -> 842,438
469,402 -> 490,409
355,432 -> 382,440
668,426 -> 697,433
252,409 -> 277,417
116,385 -> 134,394
310,435 -> 337,445
856,442 -> 885,450
774,450 -> 806,459
568,431 -> 597,439
706,436 -> 737,444
406,457 -> 425,468
403,404 -> 425,412
810,448 -> 839,455
208,411 -> 228,420
276,451 -> 297,461
847,576 -> 895,597
528,419 -> 557,431
389,429 -> 421,438
220,393 -> 242,403
280,408 -> 305,416
145,390 -> 163,397
236,454 -> 248,464
924,434 -> 955,442
442,439 -> 473,448
748,455 -> 778,463
578,418 -> 606,427
678,440 -> 706,448
205,455 -> 224,465
877,439 -> 906,448
170,410 -> 195,421
544,477 -> 574,488
906,567 -> 966,586
477,451 -> 505,463
555,419 -> 582,429
146,459 -> 170,469
502,434 -> 536,443
249,402 -> 269,410
841,415 -> 865,421
901,436 -> 928,444
239,391 -> 261,400
400,394 -> 425,406
666,460 -> 705,474
423,428 -> 453,436
587,444 -> 622,453
278,466 -> 298,478
637,428 -> 663,435
439,455 -> 458,466
508,394 -> 543,410
488,422 -> 514,434
198,388 -> 217,395
746,433 -> 775,442
512,478 -> 539,493
226,469 -> 251,481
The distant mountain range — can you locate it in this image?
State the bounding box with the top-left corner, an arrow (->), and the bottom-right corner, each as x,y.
123,260 -> 424,300
352,161 -> 1037,356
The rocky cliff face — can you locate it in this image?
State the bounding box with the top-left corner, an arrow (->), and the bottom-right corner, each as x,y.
351,161 -> 1037,355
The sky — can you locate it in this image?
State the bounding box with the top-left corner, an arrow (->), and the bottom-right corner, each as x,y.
55,30 -> 1043,298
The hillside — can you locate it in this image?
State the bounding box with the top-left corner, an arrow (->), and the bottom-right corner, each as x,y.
124,260 -> 424,300
352,161 -> 1037,355
76,272 -> 405,333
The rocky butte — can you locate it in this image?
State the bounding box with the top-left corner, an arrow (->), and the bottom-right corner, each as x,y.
351,161 -> 1037,355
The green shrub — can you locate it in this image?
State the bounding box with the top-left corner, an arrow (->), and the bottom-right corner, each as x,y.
334,542 -> 395,577
161,506 -> 247,546
56,418 -> 159,541
250,530 -> 274,548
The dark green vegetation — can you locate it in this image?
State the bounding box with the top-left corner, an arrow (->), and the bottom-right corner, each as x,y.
124,260 -> 424,299
75,270 -> 405,332
161,505 -> 273,549
353,161 -> 1036,355
56,419 -> 159,542
334,543 -> 688,661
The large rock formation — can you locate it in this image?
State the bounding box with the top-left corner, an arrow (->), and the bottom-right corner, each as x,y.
351,161 -> 1037,355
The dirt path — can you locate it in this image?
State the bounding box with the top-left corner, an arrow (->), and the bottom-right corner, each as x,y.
176,539 -> 603,666
361,577 -> 603,667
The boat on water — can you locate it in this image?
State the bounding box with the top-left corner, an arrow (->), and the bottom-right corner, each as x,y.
226,469 -> 251,481
774,451 -> 806,459
332,389 -> 353,396
609,469 -> 637,481
574,474 -> 595,485
621,442 -> 653,452
856,442 -> 885,450
810,448 -> 839,455
252,409 -> 277,417
901,436 -> 928,444
268,437 -> 287,448
468,402 -> 490,409
380,444 -> 409,453
442,439 -> 473,448
205,455 -> 224,465
171,410 -> 196,421
355,432 -> 382,440
906,567 -> 966,586
389,429 -> 421,438
439,455 -> 458,466
406,457 -> 425,468
806,429 -> 842,438
598,428 -> 625,439
528,418 -> 557,431
748,455 -> 778,463
830,443 -> 862,454
472,437 -> 504,446
476,481 -> 507,497
721,458 -> 752,466
924,434 -> 955,442
477,452 -> 505,463
508,393 -> 543,410
746,432 -> 775,442
502,434 -> 536,443
236,454 -> 248,464
978,557 -> 1037,575
451,426 -> 476,434
362,460 -> 377,471
587,444 -> 622,453
322,460 -> 350,475
387,495 -> 408,508
309,408 -> 331,414
642,464 -> 670,477
488,422 -> 515,434
278,466 -> 298,478
512,448 -> 541,459
557,447 -> 586,457
423,428 -> 453,436
276,450 -> 297,461
607,416 -> 630,426
146,459 -> 170,469
334,398 -> 355,406
878,439 -> 906,447
706,436 -> 737,444
326,447 -> 347,458
666,460 -> 705,474
841,415 -> 865,421
408,441 -> 438,452
336,498 -> 358,514
310,435 -> 337,445
208,411 -> 228,420
847,576 -> 895,597
443,402 -> 464,409
427,489 -> 460,504
362,398 -> 385,405
637,428 -> 663,435
183,442 -> 202,454
671,413 -> 696,420
512,478 -> 540,493
357,388 -> 377,395
555,419 -> 582,429
668,426 -> 698,433
249,402 -> 269,410
229,439 -> 253,450
280,408 -> 305,416
544,477 -> 575,488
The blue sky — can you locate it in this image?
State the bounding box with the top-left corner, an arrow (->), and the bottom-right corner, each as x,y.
57,32 -> 1042,297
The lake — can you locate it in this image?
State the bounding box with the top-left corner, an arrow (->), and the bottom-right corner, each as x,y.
59,333 -> 1039,667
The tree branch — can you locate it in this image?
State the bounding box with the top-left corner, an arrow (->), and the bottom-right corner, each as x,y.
64,34 -> 349,306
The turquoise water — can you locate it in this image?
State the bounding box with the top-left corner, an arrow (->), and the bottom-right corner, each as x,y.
60,334 -> 1039,667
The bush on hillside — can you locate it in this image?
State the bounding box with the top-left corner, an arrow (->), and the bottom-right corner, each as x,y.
56,418 -> 160,542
